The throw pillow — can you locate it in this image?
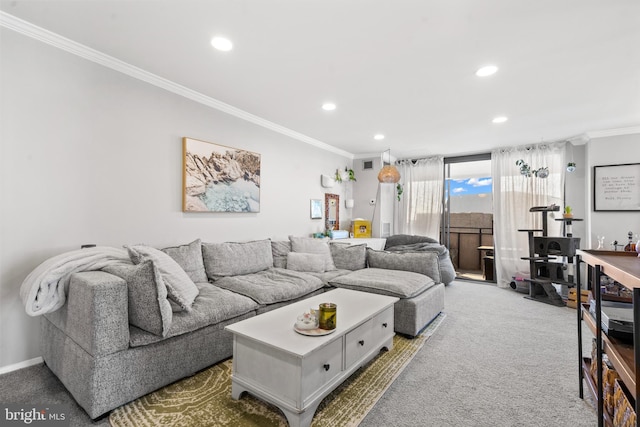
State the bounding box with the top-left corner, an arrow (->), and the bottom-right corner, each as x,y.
366,248 -> 442,283
271,240 -> 292,269
103,261 -> 173,337
201,239 -> 273,279
286,252 -> 326,273
329,242 -> 367,270
162,239 -> 208,283
126,245 -> 199,312
289,236 -> 336,271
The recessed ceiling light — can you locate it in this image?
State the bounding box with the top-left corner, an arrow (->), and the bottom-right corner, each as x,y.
211,36 -> 233,52
374,134 -> 385,140
322,103 -> 336,111
492,116 -> 508,124
476,65 -> 498,77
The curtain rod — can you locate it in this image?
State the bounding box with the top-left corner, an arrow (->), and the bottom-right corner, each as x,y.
396,155 -> 444,165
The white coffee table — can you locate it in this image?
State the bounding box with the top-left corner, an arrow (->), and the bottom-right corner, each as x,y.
225,288 -> 398,427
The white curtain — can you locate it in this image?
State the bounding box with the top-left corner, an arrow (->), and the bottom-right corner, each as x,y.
492,142 -> 566,288
395,156 -> 444,240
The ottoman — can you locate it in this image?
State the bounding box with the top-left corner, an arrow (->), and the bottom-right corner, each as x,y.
328,267 -> 445,337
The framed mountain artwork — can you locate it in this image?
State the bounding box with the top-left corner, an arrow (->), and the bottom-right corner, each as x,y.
182,137 -> 261,212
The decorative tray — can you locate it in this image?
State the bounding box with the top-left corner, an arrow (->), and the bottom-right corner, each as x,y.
293,325 -> 336,336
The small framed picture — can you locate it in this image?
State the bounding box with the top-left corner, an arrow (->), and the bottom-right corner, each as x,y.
310,199 -> 323,219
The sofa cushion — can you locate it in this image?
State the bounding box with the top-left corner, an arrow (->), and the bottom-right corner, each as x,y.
202,239 -> 273,279
126,245 -> 199,312
271,240 -> 291,268
330,242 -> 367,270
213,268 -> 324,305
304,269 -> 352,286
129,282 -> 259,347
366,248 -> 442,283
289,236 -> 336,271
161,239 -> 208,283
103,261 -> 173,337
286,252 -> 326,273
328,268 -> 435,299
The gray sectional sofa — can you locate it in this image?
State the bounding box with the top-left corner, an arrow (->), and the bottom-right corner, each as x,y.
40,235 -> 454,419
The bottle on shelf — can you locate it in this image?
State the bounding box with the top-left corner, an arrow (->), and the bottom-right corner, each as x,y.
623,231 -> 636,252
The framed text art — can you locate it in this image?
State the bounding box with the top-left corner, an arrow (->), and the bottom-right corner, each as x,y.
593,163 -> 640,211
182,137 -> 261,212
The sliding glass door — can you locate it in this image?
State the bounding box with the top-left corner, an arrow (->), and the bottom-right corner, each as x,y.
442,154 -> 494,282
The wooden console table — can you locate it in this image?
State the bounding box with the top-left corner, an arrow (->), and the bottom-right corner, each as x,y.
577,250 -> 640,427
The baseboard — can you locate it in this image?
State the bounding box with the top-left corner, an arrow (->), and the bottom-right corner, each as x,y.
0,356 -> 43,375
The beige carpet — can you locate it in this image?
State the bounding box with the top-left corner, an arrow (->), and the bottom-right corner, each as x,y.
109,313 -> 445,427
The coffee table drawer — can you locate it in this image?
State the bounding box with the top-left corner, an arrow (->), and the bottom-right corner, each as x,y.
301,338 -> 343,406
345,318 -> 374,368
372,306 -> 394,342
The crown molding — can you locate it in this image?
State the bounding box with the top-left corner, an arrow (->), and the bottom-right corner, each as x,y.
586,126 -> 640,139
564,133 -> 590,145
0,11 -> 353,159
353,152 -> 384,160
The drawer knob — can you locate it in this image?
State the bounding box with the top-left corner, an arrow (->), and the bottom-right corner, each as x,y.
359,340 -> 365,346
382,322 -> 388,328
323,364 -> 330,371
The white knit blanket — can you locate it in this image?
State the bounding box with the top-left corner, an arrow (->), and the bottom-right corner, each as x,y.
20,246 -> 132,316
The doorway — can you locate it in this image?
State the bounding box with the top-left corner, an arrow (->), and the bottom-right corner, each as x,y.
442,154 -> 494,282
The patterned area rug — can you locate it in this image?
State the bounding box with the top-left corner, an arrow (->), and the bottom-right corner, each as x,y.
109,313 -> 445,427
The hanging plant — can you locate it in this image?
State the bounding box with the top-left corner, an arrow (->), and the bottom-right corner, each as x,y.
396,183 -> 404,201
516,159 -> 548,179
335,167 -> 356,183
533,167 -> 549,178
516,159 -> 531,177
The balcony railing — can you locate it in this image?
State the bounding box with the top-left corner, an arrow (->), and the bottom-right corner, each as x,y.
442,225 -> 494,272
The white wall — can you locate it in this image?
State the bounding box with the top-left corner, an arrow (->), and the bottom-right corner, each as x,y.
0,29 -> 352,368
564,143 -> 587,242
585,133 -> 640,248
351,157 -> 396,237
351,158 -> 380,224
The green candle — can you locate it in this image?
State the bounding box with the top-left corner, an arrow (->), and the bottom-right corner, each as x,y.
318,303 -> 337,330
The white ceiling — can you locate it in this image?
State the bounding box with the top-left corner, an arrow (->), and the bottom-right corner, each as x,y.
2,0 -> 639,159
